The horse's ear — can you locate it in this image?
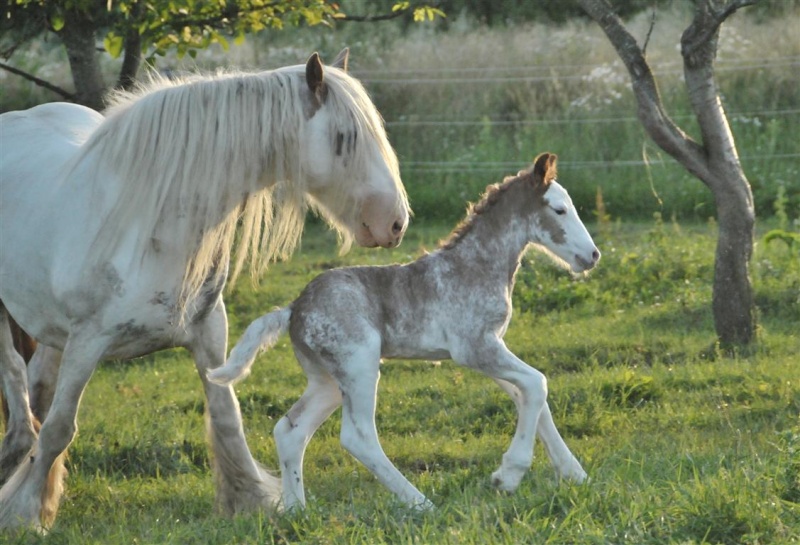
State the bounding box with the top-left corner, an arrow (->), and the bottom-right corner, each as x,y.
532,152 -> 557,188
332,48 -> 350,72
306,52 -> 325,96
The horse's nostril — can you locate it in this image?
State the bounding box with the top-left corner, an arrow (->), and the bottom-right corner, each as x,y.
592,249 -> 600,262
392,220 -> 403,234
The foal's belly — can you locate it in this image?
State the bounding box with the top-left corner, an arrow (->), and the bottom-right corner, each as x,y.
381,345 -> 452,361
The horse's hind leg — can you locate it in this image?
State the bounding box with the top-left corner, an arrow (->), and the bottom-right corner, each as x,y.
274,347 -> 342,511
188,298 -> 282,515
492,378 -> 586,482
0,305 -> 37,485
0,328 -> 104,530
28,346 -> 62,422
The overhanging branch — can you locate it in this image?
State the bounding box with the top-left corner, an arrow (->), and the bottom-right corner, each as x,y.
0,61 -> 76,101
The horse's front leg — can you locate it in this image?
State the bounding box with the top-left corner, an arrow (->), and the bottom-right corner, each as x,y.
492,378 -> 586,483
0,327 -> 104,531
0,307 -> 37,485
455,336 -> 548,493
187,297 -> 282,515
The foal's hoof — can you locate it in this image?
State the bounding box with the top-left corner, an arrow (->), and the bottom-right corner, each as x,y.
557,459 -> 588,484
411,498 -> 435,512
490,468 -> 524,493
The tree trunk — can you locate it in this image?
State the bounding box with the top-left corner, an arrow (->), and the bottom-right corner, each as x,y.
578,0 -> 758,347
116,1 -> 144,92
680,1 -> 756,346
59,10 -> 106,110
117,31 -> 142,92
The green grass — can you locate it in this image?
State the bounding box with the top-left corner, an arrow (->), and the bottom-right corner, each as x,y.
6,218 -> 798,544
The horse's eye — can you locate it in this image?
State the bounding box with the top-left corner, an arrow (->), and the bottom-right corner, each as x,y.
554,208 -> 567,216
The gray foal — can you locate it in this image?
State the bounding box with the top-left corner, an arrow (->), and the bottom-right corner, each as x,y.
210,152 -> 600,511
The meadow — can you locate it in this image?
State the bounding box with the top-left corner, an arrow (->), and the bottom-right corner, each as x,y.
7,216 -> 799,545
2,4 -> 799,544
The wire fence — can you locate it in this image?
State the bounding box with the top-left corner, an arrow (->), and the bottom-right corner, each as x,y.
349,56 -> 800,174
355,56 -> 800,84
400,153 -> 800,173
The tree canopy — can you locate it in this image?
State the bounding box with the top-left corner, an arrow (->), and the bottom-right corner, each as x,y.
1,0 -> 444,108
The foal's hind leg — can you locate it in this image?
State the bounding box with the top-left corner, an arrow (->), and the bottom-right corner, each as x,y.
187,298 -> 282,515
274,348 -> 341,511
492,378 -> 586,482
334,336 -> 433,510
0,307 -> 37,485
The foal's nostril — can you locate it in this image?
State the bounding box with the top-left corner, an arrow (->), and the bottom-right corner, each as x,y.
392,220 -> 403,235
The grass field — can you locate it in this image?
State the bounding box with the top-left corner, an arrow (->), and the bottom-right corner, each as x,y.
6,217 -> 798,545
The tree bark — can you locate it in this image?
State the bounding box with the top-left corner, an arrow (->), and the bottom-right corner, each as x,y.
59,9 -> 106,110
578,0 -> 757,346
681,1 -> 756,346
117,29 -> 142,91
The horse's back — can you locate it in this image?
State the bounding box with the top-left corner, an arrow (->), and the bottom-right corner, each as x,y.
0,102 -> 103,145
1,102 -> 102,202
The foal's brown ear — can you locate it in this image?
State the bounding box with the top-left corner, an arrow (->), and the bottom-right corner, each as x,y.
332,47 -> 350,72
532,152 -> 558,188
306,52 -> 325,97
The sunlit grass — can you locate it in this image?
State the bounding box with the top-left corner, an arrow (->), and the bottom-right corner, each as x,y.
4,218 -> 793,544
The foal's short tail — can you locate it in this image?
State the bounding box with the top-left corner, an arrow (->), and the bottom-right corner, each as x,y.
207,306 -> 292,386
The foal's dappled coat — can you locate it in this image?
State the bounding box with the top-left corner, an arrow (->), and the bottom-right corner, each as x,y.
210,152 -> 600,511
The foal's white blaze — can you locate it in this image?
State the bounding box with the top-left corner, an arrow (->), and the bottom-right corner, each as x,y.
538,181 -> 600,273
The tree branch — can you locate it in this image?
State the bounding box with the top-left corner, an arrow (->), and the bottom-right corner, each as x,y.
0,61 -> 76,101
338,11 -> 408,23
577,0 -> 708,179
682,0 -> 757,58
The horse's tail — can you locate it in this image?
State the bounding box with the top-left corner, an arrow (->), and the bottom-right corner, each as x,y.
207,305 -> 292,386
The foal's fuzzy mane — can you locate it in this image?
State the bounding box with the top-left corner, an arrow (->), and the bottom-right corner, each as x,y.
439,169 -> 531,250
73,62 -> 401,312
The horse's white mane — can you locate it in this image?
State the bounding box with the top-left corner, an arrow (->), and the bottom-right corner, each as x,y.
73,62 -> 400,312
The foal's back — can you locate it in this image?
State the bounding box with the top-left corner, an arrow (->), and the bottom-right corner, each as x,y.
288,245 -> 510,365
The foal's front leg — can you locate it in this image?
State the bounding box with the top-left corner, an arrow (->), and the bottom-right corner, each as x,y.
492,378 -> 586,482
454,336 -> 549,492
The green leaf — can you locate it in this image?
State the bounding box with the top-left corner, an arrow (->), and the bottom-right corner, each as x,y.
50,13 -> 65,31
103,32 -> 124,59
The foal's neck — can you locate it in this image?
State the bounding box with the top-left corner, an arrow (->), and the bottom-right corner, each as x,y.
441,180 -> 533,280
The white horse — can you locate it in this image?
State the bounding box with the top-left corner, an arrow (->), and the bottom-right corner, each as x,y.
209,152 -> 599,511
0,49 -> 410,530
